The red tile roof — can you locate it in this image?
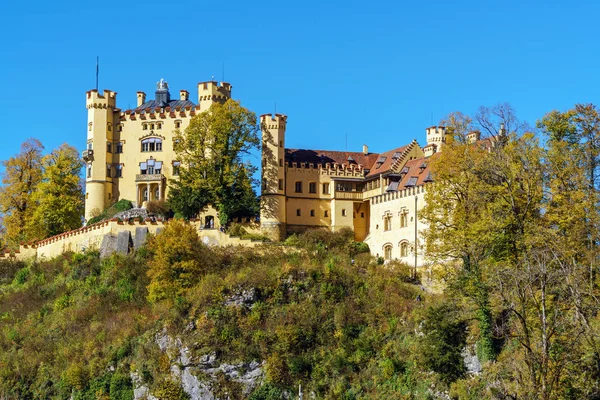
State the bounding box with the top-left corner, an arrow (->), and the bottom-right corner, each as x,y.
365,145 -> 409,177
285,149 -> 380,169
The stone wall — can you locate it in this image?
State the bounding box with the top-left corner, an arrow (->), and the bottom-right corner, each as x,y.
0,218 -> 262,262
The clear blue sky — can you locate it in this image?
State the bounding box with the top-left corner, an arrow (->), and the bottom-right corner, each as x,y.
1,0 -> 599,169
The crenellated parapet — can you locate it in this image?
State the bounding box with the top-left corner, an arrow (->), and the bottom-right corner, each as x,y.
286,160 -> 365,178
371,184 -> 428,205
260,113 -> 287,130
86,89 -> 117,109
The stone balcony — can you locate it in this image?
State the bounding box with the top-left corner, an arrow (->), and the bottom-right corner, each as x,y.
334,191 -> 364,201
135,174 -> 165,182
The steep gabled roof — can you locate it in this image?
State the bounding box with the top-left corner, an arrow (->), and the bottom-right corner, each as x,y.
365,145 -> 409,177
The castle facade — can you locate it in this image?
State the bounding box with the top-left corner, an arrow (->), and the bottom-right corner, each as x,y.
84,77 -> 466,266
260,115 -> 461,266
84,79 -> 232,221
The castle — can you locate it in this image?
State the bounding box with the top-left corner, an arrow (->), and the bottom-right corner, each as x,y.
83,78 -> 470,266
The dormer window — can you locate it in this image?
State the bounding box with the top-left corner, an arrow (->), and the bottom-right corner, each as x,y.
405,176 -> 418,187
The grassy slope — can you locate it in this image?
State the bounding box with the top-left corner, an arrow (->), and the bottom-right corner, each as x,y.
0,230 -> 444,400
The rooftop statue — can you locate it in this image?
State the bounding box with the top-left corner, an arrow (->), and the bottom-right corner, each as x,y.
156,78 -> 169,90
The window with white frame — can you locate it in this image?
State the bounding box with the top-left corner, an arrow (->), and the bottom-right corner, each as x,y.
141,138 -> 162,152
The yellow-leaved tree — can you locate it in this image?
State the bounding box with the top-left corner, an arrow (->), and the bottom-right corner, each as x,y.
0,138 -> 44,246
26,144 -> 84,240
147,220 -> 213,302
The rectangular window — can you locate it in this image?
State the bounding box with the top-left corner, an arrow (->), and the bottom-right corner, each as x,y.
279,159 -> 283,167
116,142 -> 123,153
342,209 -> 347,217
384,216 -> 392,231
310,210 -> 315,217
87,164 -> 91,178
295,181 -> 302,193
143,124 -> 148,130
142,142 -> 149,152
173,161 -> 180,176
322,183 -> 330,194
115,164 -> 122,178
107,142 -> 112,153
361,212 -> 365,218
309,182 -> 316,193
156,141 -> 162,151
324,210 -> 329,217
157,122 -> 162,130
175,121 -> 181,129
278,179 -> 283,190
148,166 -> 155,174
106,165 -> 111,178
296,209 -> 301,216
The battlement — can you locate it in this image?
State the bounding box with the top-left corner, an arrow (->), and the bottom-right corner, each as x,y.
286,160 -> 365,178
86,89 -> 117,109
260,113 -> 288,130
371,183 -> 427,205
197,81 -> 232,103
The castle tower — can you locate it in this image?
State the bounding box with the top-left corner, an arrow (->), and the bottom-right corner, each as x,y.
260,113 -> 287,241
425,126 -> 448,154
84,89 -> 117,221
197,81 -> 232,112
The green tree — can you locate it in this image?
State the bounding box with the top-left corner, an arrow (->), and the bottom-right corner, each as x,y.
169,99 -> 260,224
26,143 -> 84,240
0,138 -> 44,246
419,304 -> 467,384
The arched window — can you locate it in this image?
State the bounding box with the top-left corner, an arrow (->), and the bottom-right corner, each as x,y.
400,241 -> 409,257
143,188 -> 148,201
141,138 -> 163,152
383,244 -> 393,260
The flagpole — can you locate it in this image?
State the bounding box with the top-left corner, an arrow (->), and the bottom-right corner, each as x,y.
96,56 -> 99,91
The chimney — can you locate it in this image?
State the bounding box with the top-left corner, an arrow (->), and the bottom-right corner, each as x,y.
136,92 -> 146,107
180,90 -> 189,101
362,144 -> 368,155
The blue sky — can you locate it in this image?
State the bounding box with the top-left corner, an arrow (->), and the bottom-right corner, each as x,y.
1,0 -> 598,170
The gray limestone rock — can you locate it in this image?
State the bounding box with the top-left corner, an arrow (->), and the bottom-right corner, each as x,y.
134,227 -> 149,250
99,234 -> 118,258
116,231 -> 132,255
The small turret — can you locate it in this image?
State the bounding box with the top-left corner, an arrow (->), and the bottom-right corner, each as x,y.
197,81 -> 232,112
425,126 -> 448,151
260,113 -> 288,241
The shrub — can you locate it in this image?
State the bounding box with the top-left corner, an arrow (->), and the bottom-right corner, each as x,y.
146,200 -> 171,218
109,373 -> 134,400
152,379 -> 190,400
227,223 -> 247,237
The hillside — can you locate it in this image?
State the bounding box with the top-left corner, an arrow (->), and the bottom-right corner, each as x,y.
0,225 -> 465,400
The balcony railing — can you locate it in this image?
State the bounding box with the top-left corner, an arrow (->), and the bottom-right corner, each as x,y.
136,174 -> 165,182
334,191 -> 364,200
82,149 -> 94,161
